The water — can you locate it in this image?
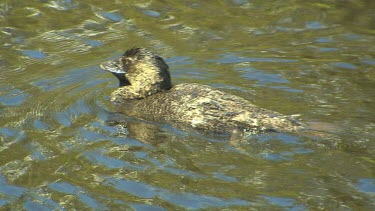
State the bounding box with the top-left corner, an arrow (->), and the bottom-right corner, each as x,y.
1,0 -> 374,210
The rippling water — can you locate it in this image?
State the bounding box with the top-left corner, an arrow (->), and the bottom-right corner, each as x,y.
1,1 -> 374,210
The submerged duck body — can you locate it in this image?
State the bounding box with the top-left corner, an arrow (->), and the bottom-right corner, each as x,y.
100,48 -> 304,135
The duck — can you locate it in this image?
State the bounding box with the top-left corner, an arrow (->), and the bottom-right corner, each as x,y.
100,47 -> 305,136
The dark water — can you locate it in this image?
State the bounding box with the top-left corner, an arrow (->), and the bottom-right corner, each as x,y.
1,1 -> 374,210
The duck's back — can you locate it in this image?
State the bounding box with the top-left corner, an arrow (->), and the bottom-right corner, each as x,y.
114,83 -> 304,134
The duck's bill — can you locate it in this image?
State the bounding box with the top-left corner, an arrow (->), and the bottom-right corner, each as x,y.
100,58 -> 126,74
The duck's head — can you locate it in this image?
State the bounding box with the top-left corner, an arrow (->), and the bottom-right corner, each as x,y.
100,48 -> 172,90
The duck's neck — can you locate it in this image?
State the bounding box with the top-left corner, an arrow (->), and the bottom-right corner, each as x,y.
112,72 -> 130,87
111,63 -> 172,101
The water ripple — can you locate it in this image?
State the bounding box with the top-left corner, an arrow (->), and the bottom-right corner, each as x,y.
1,1 -> 374,210
84,150 -> 146,170
49,181 -> 105,210
0,86 -> 29,106
209,52 -> 298,64
103,177 -> 251,209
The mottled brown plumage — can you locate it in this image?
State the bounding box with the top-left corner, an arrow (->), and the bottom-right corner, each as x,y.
100,48 -> 305,135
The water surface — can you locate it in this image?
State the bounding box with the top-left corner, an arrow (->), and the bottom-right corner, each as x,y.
1,0 -> 374,210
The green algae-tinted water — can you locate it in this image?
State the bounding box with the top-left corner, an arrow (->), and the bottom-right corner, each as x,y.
1,1 -> 374,210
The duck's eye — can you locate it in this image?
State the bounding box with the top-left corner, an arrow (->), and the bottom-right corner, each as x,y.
123,57 -> 134,65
